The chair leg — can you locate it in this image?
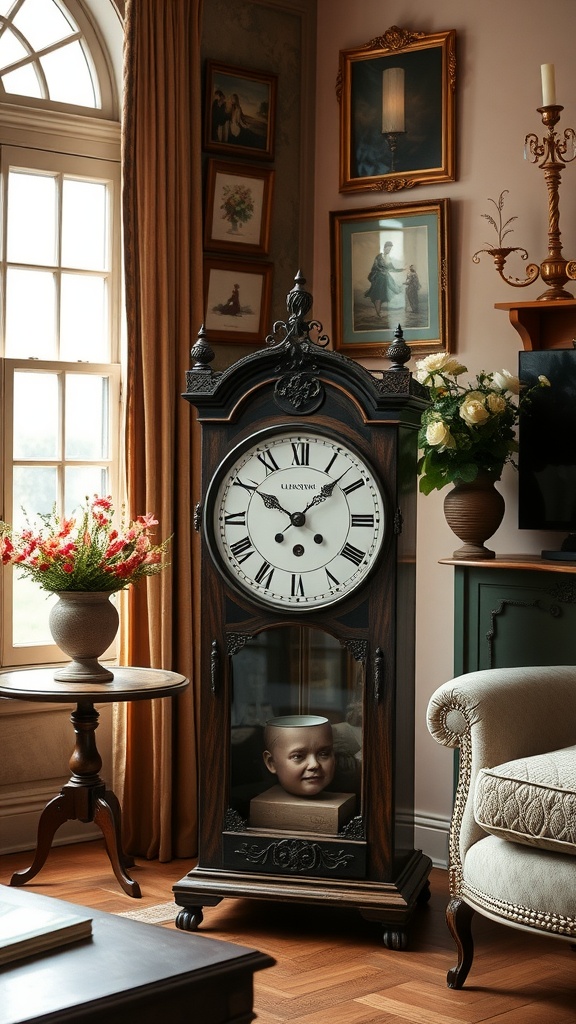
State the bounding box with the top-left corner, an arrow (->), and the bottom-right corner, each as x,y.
446,896 -> 475,989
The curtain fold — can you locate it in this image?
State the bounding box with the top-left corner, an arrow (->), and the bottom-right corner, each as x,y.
116,0 -> 204,860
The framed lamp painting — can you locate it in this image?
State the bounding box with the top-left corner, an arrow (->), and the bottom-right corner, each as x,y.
204,160 -> 274,256
330,198 -> 451,359
204,258 -> 273,344
204,61 -> 277,161
338,26 -> 456,192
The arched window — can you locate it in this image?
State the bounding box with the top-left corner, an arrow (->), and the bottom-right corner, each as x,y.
0,0 -> 122,666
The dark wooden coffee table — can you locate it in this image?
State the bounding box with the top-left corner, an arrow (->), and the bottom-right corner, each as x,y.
0,885 -> 274,1024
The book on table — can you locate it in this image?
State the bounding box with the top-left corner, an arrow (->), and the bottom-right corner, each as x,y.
0,900 -> 92,965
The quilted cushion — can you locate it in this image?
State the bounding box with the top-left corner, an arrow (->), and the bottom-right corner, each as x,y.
474,745 -> 576,855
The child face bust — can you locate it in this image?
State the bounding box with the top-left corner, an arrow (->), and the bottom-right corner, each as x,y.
263,716 -> 335,798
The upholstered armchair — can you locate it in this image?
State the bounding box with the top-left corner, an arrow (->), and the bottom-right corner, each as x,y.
427,665 -> 576,988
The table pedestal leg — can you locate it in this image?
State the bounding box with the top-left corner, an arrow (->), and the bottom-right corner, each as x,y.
10,701 -> 141,898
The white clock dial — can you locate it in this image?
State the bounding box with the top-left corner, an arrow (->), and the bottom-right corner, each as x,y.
206,429 -> 386,609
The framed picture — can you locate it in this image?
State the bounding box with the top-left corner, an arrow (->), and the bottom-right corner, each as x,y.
338,26 -> 456,192
204,160 -> 274,256
330,198 -> 451,358
204,257 -> 273,344
204,61 -> 277,161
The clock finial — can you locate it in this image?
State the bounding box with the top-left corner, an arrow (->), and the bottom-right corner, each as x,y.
286,270 -> 313,322
385,323 -> 411,371
190,324 -> 215,372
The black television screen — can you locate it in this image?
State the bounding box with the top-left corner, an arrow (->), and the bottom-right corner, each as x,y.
518,348 -> 576,557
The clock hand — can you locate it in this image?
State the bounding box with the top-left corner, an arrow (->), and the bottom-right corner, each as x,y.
301,472 -> 347,514
256,491 -> 292,517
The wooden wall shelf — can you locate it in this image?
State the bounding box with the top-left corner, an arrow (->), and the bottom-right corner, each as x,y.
440,553 -> 576,574
495,299 -> 576,350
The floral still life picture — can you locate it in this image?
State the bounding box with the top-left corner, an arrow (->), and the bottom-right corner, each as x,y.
0,494 -> 171,592
204,160 -> 274,255
204,258 -> 273,343
414,353 -> 550,495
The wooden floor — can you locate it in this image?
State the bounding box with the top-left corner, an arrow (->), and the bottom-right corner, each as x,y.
1,840 -> 574,1022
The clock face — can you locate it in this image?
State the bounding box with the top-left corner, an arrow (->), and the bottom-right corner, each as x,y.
205,428 -> 387,609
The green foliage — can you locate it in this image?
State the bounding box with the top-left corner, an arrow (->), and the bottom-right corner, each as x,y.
415,355 -> 549,494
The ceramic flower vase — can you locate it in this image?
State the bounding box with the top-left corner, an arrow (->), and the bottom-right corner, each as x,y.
443,471 -> 505,560
49,591 -> 119,682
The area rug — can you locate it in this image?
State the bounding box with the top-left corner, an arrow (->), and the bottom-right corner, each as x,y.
118,902 -> 179,925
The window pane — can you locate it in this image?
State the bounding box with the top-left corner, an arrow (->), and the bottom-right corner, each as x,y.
12,0 -> 75,51
7,170 -> 57,266
41,41 -> 97,107
60,274 -> 107,360
5,268 -> 56,358
65,374 -> 109,460
12,465 -> 58,529
62,179 -> 108,270
13,576 -> 56,646
1,63 -> 42,98
0,27 -> 28,69
65,467 -> 109,513
14,371 -> 59,460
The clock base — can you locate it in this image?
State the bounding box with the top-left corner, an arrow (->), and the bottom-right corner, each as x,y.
172,849 -> 432,948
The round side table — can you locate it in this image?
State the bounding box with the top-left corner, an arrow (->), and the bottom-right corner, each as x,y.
0,667 -> 189,898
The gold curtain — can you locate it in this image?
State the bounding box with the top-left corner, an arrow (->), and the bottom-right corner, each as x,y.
116,0 -> 203,860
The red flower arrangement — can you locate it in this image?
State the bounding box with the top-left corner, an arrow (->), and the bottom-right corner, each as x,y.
0,495 -> 170,593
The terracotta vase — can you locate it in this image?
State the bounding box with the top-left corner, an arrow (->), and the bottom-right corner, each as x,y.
48,591 -> 119,682
443,471 -> 505,560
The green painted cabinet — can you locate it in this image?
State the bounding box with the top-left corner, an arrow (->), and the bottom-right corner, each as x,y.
442,556 -> 576,675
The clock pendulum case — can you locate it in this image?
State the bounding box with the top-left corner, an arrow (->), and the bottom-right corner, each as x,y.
175,272 -> 432,949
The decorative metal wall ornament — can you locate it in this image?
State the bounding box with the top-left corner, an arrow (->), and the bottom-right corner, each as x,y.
473,100 -> 576,299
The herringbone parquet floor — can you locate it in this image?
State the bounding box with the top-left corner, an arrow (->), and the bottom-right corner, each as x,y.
1,840 -> 574,1022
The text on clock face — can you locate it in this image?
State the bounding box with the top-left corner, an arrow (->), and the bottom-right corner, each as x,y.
212,433 -> 386,608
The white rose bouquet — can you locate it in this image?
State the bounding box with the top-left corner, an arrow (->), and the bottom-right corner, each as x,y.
415,353 -> 550,495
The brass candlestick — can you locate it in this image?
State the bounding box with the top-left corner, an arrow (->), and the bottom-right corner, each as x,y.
473,106 -> 576,299
525,105 -> 576,299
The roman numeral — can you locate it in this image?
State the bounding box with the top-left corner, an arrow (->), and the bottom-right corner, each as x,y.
291,441 -> 310,466
232,477 -> 257,493
229,536 -> 254,563
351,514 -> 374,528
342,478 -> 365,496
341,542 -> 365,566
254,561 -> 274,588
291,574 -> 305,597
256,449 -> 280,475
224,511 -> 246,526
325,567 -> 339,587
324,452 -> 338,474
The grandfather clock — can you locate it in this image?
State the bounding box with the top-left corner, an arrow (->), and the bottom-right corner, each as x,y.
175,272 -> 431,948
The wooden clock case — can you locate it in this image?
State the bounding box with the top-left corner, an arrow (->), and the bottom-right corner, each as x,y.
175,273 -> 432,948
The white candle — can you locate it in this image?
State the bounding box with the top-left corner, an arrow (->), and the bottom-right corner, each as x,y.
541,63 -> 556,106
382,67 -> 405,133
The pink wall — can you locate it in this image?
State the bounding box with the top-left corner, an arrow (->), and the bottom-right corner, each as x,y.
314,0 -> 576,857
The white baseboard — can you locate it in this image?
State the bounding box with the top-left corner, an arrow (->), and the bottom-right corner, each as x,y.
415,814 -> 450,868
0,782 -> 101,855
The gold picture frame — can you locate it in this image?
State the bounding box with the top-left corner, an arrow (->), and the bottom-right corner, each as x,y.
337,26 -> 456,193
330,198 -> 451,358
204,160 -> 274,257
204,257 -> 273,344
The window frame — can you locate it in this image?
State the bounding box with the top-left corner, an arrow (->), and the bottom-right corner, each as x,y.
0,58 -> 122,669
